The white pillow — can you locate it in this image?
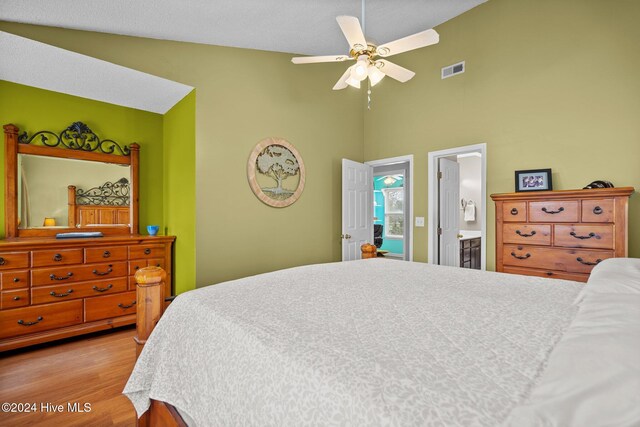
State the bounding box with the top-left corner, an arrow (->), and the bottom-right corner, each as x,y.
584,257 -> 640,295
504,293 -> 640,426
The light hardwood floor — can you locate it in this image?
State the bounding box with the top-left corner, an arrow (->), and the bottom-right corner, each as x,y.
0,327 -> 137,426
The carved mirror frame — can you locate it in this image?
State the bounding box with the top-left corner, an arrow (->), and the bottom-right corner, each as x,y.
3,122 -> 139,238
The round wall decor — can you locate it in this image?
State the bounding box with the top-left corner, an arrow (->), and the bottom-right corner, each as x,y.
247,137 -> 305,208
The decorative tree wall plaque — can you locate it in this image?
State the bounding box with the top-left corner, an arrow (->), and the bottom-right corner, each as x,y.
247,138 -> 306,208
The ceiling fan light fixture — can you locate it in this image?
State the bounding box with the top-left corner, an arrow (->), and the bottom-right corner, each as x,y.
346,75 -> 361,89
383,176 -> 396,186
368,64 -> 385,86
350,55 -> 369,81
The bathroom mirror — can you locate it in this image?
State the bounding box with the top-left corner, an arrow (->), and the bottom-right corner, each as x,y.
3,122 -> 139,238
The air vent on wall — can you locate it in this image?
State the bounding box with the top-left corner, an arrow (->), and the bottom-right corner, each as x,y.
441,61 -> 465,79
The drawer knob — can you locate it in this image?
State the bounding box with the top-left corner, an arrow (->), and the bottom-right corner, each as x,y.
18,316 -> 43,326
92,284 -> 113,293
545,271 -> 554,276
593,206 -> 603,215
0,257 -> 5,265
93,265 -> 113,276
570,231 -> 597,240
576,257 -> 602,266
118,301 -> 136,309
13,296 -> 21,301
515,230 -> 536,238
50,272 -> 73,281
541,206 -> 564,214
510,251 -> 531,260
49,289 -> 73,298
103,251 -> 111,258
13,277 -> 20,283
53,253 -> 63,262
510,208 -> 518,215
144,248 -> 152,255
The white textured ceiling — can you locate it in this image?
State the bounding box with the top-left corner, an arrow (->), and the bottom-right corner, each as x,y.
0,31 -> 193,114
0,0 -> 486,56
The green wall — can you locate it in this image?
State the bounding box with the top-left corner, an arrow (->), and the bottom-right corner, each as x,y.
363,0 -> 640,268
0,80 -> 164,236
4,0 -> 636,280
163,90 -> 196,294
0,22 -> 365,287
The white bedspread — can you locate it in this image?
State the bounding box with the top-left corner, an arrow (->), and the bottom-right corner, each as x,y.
124,260 -> 583,426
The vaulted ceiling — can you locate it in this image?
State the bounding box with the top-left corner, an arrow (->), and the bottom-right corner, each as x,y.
0,0 -> 486,55
0,0 -> 486,113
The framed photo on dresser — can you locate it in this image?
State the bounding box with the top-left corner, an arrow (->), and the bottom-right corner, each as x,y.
515,168 -> 552,192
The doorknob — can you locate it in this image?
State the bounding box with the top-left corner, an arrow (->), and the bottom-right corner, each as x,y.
457,234 -> 463,239
341,234 -> 352,240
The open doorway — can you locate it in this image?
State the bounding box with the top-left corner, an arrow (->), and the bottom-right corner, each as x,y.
340,156 -> 413,261
427,144 -> 487,270
367,156 -> 413,261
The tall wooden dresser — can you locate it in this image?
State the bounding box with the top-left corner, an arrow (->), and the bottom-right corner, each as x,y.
491,187 -> 634,282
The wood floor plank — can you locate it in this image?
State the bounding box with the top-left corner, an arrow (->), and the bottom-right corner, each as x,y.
0,327 -> 137,426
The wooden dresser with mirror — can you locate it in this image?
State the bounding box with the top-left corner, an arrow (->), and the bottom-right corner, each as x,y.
0,122 -> 175,351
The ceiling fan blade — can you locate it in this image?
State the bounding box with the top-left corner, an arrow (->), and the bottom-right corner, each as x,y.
375,60 -> 415,83
376,29 -> 439,57
336,16 -> 368,51
333,67 -> 353,90
291,55 -> 351,64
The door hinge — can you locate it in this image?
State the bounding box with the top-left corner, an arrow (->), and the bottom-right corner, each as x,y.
437,227 -> 443,235
438,171 -> 443,179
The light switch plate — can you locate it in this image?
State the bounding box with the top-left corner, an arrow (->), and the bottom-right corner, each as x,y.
415,217 -> 425,227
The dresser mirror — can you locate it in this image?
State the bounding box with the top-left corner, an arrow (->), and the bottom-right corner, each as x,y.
3,122 -> 139,238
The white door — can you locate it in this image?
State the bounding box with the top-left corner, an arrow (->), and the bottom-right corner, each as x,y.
438,158 -> 460,266
342,159 -> 373,261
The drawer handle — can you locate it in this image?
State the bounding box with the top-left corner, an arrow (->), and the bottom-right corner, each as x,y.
0,257 -> 5,265
144,248 -> 152,255
13,296 -> 21,301
510,251 -> 531,260
545,271 -> 554,276
103,250 -> 111,258
50,272 -> 73,281
576,257 -> 602,266
49,289 -> 73,298
516,230 -> 537,237
53,253 -> 63,262
541,207 -> 564,214
13,277 -> 20,283
593,206 -> 603,215
92,284 -> 113,293
93,265 -> 113,276
18,316 -> 43,326
510,208 -> 519,215
570,231 -> 598,240
118,301 -> 136,309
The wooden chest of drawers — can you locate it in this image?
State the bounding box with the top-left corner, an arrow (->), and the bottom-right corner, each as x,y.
0,235 -> 174,351
491,187 -> 633,282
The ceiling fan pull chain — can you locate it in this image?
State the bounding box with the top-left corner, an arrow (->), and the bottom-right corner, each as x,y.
367,79 -> 372,110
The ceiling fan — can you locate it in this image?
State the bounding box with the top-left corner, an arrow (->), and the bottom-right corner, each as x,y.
291,16 -> 439,90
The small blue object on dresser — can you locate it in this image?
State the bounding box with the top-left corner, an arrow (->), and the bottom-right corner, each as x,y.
56,231 -> 104,239
147,225 -> 160,236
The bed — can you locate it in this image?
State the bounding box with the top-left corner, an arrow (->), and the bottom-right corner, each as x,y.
67,178 -> 131,227
124,257 -> 640,426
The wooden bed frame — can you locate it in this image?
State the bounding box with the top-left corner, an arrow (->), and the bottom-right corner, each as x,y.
133,245 -> 375,426
68,179 -> 131,227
